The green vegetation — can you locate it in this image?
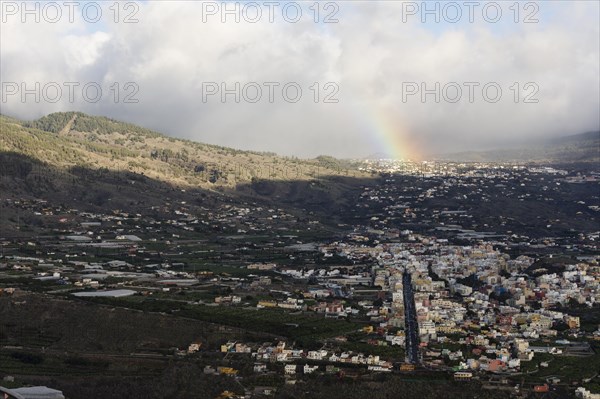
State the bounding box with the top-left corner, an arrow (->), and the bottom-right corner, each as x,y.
1,112 -> 365,194
65,356 -> 110,369
516,342 -> 600,393
85,297 -> 359,342
10,351 -> 44,364
24,111 -> 162,138
24,112 -> 79,133
531,351 -> 600,381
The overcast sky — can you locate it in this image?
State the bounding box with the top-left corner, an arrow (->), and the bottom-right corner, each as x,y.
1,1 -> 599,158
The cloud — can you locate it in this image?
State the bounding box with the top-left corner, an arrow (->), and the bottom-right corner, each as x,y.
1,1 -> 598,158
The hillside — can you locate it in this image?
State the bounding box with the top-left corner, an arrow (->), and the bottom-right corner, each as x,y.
435,131 -> 600,163
1,112 -> 361,189
0,113 -> 374,237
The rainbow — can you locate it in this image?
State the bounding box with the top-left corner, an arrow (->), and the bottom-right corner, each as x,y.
355,105 -> 422,160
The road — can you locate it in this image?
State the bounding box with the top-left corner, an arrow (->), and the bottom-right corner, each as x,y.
402,270 -> 420,364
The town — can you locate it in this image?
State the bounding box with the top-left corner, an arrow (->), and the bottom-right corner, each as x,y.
1,160 -> 598,399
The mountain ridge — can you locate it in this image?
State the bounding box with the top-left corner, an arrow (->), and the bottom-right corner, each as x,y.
1,112 -> 362,190
433,131 -> 600,163
0,112 -> 373,236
